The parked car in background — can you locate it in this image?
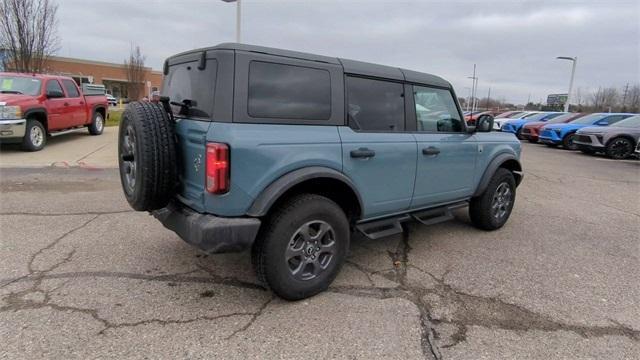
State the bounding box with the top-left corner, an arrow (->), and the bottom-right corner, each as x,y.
0,72 -> 108,151
494,111 -> 540,131
465,110 -> 493,125
538,113 -> 635,150
495,111 -> 524,119
521,113 -> 586,143
501,112 -> 565,139
573,115 -> 640,159
106,93 -> 117,106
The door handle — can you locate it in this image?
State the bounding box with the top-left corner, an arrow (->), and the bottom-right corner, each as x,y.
350,148 -> 376,158
422,146 -> 441,156
63,102 -> 69,106
79,101 -> 84,105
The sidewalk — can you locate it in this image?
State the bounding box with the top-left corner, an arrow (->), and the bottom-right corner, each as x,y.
0,127 -> 118,168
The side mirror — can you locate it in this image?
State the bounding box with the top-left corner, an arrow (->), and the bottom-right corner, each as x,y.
476,114 -> 494,132
46,90 -> 65,98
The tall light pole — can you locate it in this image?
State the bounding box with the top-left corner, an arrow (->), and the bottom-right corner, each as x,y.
556,56 -> 577,112
464,87 -> 472,112
222,0 -> 241,43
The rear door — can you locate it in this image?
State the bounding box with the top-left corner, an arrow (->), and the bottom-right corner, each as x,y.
410,85 -> 477,208
162,51 -> 222,212
60,79 -> 85,126
340,76 -> 417,218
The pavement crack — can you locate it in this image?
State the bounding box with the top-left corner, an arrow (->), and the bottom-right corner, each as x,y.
0,210 -> 135,217
224,296 -> 274,340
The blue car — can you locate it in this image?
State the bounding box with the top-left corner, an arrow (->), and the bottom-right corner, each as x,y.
539,113 -> 636,150
501,112 -> 566,139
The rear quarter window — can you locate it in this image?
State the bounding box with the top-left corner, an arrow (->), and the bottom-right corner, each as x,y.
247,61 -> 331,120
163,59 -> 218,118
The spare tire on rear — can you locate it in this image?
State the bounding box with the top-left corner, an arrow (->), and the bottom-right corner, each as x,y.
118,101 -> 177,211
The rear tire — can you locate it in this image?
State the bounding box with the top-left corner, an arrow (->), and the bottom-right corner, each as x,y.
118,101 -> 177,211
88,111 -> 104,135
252,194 -> 350,300
21,119 -> 46,152
469,168 -> 516,230
605,137 -> 634,159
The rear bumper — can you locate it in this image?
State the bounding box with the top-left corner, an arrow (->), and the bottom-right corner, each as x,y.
152,201 -> 261,254
0,119 -> 26,140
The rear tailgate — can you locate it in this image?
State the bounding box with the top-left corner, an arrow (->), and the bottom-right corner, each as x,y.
174,119 -> 210,212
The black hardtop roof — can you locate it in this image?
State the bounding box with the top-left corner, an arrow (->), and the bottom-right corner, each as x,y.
169,43 -> 452,89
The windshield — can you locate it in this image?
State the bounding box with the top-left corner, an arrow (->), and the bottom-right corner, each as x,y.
570,113 -> 607,124
547,113 -> 578,124
610,115 -> 640,127
522,112 -> 541,119
0,76 -> 42,96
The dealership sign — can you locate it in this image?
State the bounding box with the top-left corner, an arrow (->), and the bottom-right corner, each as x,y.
547,94 -> 568,106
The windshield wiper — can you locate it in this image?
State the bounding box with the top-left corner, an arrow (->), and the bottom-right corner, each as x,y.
0,90 -> 23,94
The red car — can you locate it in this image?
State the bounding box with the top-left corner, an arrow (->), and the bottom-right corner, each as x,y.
465,111 -> 495,125
495,110 -> 524,119
521,113 -> 586,143
0,72 -> 108,151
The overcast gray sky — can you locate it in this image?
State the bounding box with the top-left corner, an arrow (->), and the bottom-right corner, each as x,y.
57,0 -> 639,104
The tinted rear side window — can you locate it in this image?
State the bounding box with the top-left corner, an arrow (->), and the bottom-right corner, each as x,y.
248,61 -> 331,120
163,59 -> 217,118
346,76 -> 404,131
62,79 -> 79,97
46,80 -> 64,95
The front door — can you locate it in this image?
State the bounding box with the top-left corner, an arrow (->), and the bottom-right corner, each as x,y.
410,85 -> 477,208
43,80 -> 71,131
340,76 -> 417,219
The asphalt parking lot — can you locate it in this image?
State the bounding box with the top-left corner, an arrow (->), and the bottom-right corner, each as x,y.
1,132 -> 639,359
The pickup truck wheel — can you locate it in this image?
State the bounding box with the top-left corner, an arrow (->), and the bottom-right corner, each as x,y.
118,101 -> 177,211
469,168 -> 516,230
21,119 -> 46,152
252,194 -> 349,300
88,112 -> 104,135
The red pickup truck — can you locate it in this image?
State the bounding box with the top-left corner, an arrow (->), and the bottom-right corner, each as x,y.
0,72 -> 108,151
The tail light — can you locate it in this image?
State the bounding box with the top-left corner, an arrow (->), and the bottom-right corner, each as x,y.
206,143 -> 229,194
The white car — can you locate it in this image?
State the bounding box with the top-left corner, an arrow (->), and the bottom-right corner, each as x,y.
106,94 -> 117,107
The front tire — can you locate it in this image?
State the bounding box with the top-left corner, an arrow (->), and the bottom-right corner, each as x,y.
469,168 -> 516,230
88,111 -> 104,135
562,133 -> 578,150
252,194 -> 350,300
606,137 -> 634,159
21,119 -> 46,152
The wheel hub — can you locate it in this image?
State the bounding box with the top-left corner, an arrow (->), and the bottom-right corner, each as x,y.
285,220 -> 336,281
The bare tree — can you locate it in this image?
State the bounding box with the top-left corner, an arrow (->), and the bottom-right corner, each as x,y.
124,45 -> 146,101
627,85 -> 640,113
0,0 -> 60,73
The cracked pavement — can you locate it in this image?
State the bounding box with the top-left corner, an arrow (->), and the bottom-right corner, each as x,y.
1,141 -> 639,359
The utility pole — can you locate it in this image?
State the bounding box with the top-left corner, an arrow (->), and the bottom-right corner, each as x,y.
622,83 -> 629,111
467,64 -> 478,114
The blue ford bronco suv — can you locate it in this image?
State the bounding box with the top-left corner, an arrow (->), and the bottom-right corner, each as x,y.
118,43 -> 523,300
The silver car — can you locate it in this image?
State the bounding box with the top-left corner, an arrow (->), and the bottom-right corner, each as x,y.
574,115 -> 640,159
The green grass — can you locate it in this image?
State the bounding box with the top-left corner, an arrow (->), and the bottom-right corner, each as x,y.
106,109 -> 123,127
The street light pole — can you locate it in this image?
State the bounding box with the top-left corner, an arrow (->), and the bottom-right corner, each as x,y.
222,0 -> 241,43
556,56 -> 577,112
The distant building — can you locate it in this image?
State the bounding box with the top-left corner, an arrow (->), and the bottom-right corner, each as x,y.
42,56 -> 162,100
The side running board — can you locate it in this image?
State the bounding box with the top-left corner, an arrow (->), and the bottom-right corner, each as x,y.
356,201 -> 468,240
